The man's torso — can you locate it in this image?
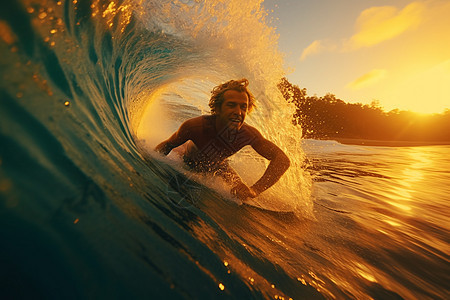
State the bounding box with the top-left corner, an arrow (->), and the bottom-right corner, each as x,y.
183,115 -> 262,171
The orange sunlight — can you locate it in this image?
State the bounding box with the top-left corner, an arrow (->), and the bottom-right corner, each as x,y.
297,1 -> 450,114
356,1 -> 450,114
390,60 -> 450,114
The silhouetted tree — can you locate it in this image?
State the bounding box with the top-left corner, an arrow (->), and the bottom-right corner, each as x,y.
278,77 -> 450,142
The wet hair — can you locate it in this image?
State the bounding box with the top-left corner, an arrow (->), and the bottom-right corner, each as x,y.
209,78 -> 256,115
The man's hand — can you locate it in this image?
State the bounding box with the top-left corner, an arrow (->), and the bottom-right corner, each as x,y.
231,182 -> 257,201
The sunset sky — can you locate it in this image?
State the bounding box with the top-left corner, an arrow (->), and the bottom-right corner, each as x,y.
263,0 -> 450,114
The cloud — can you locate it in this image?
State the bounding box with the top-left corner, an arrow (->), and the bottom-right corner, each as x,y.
347,2 -> 425,50
347,69 -> 387,90
300,40 -> 323,61
298,1 -> 436,61
300,39 -> 338,61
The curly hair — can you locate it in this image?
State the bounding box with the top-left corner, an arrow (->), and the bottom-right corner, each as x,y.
208,78 -> 256,115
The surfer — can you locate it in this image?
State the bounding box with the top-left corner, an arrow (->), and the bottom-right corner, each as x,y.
155,79 -> 290,201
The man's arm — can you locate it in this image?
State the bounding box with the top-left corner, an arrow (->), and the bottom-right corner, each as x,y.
230,135 -> 290,201
155,120 -> 192,155
250,138 -> 290,195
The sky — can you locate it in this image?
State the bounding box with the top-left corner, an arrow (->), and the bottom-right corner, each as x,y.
262,0 -> 450,114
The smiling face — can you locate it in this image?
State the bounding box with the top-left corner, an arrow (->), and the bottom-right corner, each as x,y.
215,90 -> 249,131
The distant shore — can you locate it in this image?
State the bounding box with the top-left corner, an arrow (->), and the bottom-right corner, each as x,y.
329,138 -> 450,147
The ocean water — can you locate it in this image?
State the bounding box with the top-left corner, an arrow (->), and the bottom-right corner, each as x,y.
1,0 -> 449,299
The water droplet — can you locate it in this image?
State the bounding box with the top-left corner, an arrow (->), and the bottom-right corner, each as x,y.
0,179 -> 12,192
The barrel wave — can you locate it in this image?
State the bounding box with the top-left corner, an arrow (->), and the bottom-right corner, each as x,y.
1,1 -> 449,299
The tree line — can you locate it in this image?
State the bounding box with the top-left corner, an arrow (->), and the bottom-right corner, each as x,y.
278,77 -> 450,142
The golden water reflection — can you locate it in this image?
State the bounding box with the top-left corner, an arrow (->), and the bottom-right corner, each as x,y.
383,147 -> 435,215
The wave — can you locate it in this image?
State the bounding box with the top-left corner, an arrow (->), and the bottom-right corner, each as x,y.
2,2 -> 448,299
0,0 -> 316,298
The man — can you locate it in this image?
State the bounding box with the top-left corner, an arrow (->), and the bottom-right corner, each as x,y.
155,79 -> 290,201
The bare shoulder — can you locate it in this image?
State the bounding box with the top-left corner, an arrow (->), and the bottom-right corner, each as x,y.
244,124 -> 288,161
179,116 -> 204,131
182,115 -> 203,126
241,123 -> 265,143
242,123 -> 261,133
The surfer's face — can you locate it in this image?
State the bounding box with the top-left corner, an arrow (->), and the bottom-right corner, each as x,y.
216,90 -> 249,130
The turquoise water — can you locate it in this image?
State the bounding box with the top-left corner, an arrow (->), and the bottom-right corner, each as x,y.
1,1 -> 449,299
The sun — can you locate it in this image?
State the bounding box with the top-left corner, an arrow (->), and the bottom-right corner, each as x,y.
388,60 -> 450,114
